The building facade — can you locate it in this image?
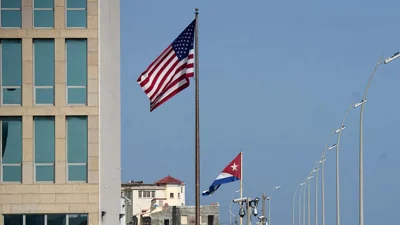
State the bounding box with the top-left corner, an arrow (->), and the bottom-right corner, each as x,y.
150,206 -> 220,225
121,176 -> 186,225
0,0 -> 120,225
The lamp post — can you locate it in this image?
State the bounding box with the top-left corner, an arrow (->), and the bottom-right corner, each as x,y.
321,131 -> 340,225
233,197 -> 260,225
302,175 -> 312,225
306,176 -> 313,225
293,184 -> 304,225
334,100 -> 367,225
298,182 -> 305,225
267,185 -> 280,225
312,168 -> 319,225
230,190 -> 241,225
303,181 -> 306,225
319,156 -> 327,225
359,52 -> 400,225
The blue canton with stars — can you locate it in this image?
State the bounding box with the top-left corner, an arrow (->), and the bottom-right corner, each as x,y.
172,19 -> 195,61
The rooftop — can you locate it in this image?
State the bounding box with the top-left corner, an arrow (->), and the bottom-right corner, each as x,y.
122,175 -> 184,187
155,175 -> 184,185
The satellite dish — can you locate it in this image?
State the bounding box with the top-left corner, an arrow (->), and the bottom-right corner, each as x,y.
153,203 -> 159,208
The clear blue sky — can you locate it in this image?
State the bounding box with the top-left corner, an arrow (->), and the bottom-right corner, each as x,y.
120,1 -> 400,225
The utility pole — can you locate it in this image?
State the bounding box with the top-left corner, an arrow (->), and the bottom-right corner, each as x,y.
262,193 -> 266,218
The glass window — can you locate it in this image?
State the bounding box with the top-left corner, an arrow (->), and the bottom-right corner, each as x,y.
66,39 -> 87,105
3,214 -> 23,225
34,39 -> 55,105
47,214 -> 66,225
68,214 -> 88,225
33,0 -> 54,28
1,117 -> 22,182
3,214 -> 87,225
65,0 -> 86,28
34,10 -> 54,28
1,39 -> 22,105
26,214 -> 45,225
0,0 -> 22,28
34,116 -> 55,182
67,116 -> 88,182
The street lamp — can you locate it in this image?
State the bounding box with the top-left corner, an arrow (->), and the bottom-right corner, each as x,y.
233,197 -> 260,225
334,99 -> 367,225
298,182 -> 306,225
333,126 -> 345,134
359,51 -> 400,225
293,183 -> 304,225
321,136 -> 336,225
312,168 -> 319,225
306,176 -> 313,225
267,185 -> 280,225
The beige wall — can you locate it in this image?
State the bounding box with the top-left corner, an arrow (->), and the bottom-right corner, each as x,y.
123,184 -> 186,225
0,0 -> 100,224
165,184 -> 185,206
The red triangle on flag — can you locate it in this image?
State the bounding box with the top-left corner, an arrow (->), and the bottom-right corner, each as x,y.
221,152 -> 242,180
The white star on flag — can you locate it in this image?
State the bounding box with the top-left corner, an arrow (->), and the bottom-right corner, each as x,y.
231,163 -> 238,171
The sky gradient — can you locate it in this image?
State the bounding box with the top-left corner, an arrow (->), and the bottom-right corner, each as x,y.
121,1 -> 400,225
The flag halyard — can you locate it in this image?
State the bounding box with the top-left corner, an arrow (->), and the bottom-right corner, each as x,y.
137,19 -> 196,112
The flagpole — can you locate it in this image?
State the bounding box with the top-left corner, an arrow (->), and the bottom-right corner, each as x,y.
240,150 -> 243,225
194,8 -> 201,225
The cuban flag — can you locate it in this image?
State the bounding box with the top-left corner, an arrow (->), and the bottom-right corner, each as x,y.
202,152 -> 242,196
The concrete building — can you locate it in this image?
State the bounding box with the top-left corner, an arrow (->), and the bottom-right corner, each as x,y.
121,175 -> 186,225
0,0 -> 120,225
150,205 -> 220,225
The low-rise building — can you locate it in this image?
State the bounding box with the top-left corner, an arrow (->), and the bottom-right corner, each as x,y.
150,205 -> 220,225
121,175 -> 186,225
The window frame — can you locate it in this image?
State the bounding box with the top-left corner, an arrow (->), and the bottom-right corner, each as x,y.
32,0 -> 54,29
0,116 -> 23,184
0,40 -> 22,106
0,118 -> 23,183
33,116 -> 55,183
0,0 -> 22,29
2,214 -> 89,225
65,39 -> 88,106
33,38 -> 55,106
66,116 -> 88,183
65,0 -> 87,29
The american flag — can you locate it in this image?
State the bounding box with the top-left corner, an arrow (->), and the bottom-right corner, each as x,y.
137,19 -> 196,111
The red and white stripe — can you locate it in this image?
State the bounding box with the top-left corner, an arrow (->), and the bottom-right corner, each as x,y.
137,45 -> 194,111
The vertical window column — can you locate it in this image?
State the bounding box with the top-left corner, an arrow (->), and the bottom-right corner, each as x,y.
66,39 -> 87,105
0,0 -> 22,28
33,0 -> 54,28
66,0 -> 87,28
34,39 -> 55,105
0,117 -> 22,183
1,39 -> 22,105
34,116 -> 55,182
67,116 -> 88,182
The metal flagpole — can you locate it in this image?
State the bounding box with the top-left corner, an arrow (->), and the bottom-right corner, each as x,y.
240,150 -> 243,225
194,8 -> 201,225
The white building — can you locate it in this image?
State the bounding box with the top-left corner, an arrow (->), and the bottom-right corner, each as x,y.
121,175 -> 186,225
0,0 -> 120,225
